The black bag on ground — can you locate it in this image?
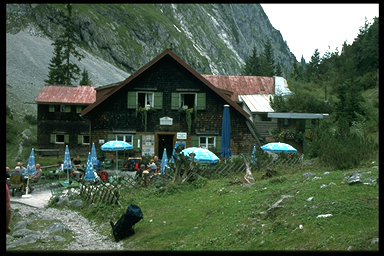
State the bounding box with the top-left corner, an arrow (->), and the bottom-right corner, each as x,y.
110,204 -> 143,242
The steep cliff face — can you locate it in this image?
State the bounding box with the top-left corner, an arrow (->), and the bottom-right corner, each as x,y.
6,3 -> 296,117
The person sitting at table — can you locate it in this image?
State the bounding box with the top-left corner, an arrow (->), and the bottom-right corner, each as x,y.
31,163 -> 42,183
15,162 -> 27,175
147,159 -> 158,176
73,155 -> 83,169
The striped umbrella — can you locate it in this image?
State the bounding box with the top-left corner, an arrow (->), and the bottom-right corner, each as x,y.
84,152 -> 97,182
91,142 -> 98,167
25,148 -> 36,176
160,148 -> 169,175
63,145 -> 73,184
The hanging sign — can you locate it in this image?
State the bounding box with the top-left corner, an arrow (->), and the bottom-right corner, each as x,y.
160,116 -> 173,126
177,132 -> 187,140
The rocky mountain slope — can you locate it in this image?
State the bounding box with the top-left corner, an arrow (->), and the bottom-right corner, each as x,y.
6,3 -> 296,119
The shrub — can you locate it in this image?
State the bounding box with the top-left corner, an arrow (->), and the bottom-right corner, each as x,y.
315,129 -> 375,169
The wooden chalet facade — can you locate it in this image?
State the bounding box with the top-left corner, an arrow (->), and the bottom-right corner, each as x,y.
80,49 -> 256,159
35,86 -> 96,156
36,49 -> 298,159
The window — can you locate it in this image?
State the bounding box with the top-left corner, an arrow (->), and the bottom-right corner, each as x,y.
50,134 -> 69,144
180,93 -> 195,109
172,93 -> 206,110
82,135 -> 90,145
56,134 -> 65,144
138,92 -> 154,108
199,136 -> 216,149
76,106 -> 85,113
116,134 -> 133,144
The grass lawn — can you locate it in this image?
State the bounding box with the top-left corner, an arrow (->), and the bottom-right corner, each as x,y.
78,162 -> 379,251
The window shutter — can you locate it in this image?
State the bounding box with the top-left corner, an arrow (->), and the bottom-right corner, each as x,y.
153,92 -> 163,109
191,136 -> 199,147
127,91 -> 137,109
64,135 -> 69,144
50,134 -> 55,143
196,93 -> 206,110
132,135 -> 141,148
78,135 -> 82,144
216,136 -> 222,152
49,105 -> 55,112
171,93 -> 179,110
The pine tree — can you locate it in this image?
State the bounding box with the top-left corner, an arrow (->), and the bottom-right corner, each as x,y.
307,49 -> 321,81
260,39 -> 275,76
45,4 -> 84,86
45,41 -> 65,85
242,46 -> 261,75
275,62 -> 283,77
80,68 -> 92,85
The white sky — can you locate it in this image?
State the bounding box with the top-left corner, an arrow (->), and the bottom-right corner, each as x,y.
261,3 -> 379,62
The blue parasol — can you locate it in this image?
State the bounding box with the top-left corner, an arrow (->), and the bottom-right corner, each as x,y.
160,148 -> 169,175
101,140 -> 133,170
63,145 -> 73,184
181,147 -> 220,165
91,142 -> 98,167
251,145 -> 257,165
170,142 -> 185,164
84,152 -> 97,182
261,142 -> 298,154
23,148 -> 36,197
26,148 -> 36,176
221,104 -> 232,159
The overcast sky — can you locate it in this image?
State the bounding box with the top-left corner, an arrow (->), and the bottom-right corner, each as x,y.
261,3 -> 379,62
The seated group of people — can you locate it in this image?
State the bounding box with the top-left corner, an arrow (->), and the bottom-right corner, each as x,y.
122,156 -> 160,178
7,162 -> 43,195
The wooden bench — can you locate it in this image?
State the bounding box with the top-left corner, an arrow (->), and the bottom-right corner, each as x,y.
35,149 -> 60,158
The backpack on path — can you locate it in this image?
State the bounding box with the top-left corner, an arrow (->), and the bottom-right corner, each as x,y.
110,204 -> 143,242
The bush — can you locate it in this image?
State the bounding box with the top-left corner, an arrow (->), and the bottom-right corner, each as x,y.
315,131 -> 375,170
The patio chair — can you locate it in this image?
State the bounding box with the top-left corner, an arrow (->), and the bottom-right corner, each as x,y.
9,174 -> 24,196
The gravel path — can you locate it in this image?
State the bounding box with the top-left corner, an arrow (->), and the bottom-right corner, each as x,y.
7,202 -> 124,251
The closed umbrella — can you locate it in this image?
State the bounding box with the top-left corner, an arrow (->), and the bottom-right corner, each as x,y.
160,148 -> 169,175
261,142 -> 298,154
251,145 -> 257,165
181,147 -> 220,165
84,152 -> 98,182
63,145 -> 73,185
23,148 -> 36,198
221,104 -> 232,159
25,148 -> 36,176
91,142 -> 98,167
101,140 -> 133,170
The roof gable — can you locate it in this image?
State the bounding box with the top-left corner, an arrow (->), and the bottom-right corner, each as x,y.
81,49 -> 249,118
35,85 -> 96,105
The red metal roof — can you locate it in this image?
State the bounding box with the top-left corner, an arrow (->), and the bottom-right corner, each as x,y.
35,85 -> 96,105
203,75 -> 275,102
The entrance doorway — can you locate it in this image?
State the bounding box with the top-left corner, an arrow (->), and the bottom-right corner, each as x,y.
157,134 -> 175,160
